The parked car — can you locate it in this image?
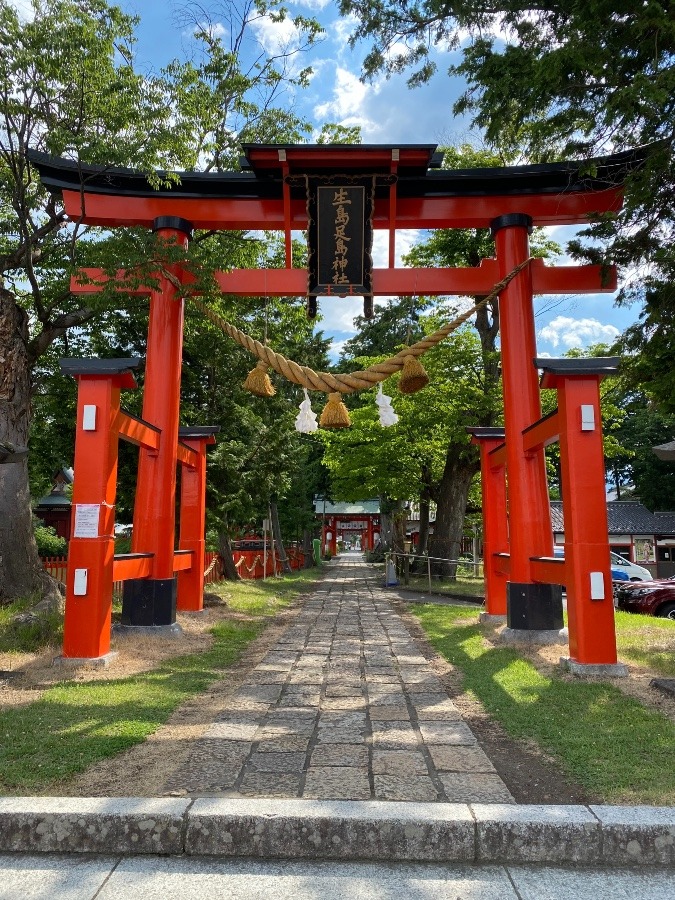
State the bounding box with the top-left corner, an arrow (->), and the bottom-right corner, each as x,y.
614,577 -> 675,620
552,546 -> 630,581
609,551 -> 652,581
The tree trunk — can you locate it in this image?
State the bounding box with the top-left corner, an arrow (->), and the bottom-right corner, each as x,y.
390,499 -> 407,554
217,518 -> 241,581
302,528 -> 315,568
424,293 -> 498,582
0,288 -> 60,605
416,497 -> 431,556
378,495 -> 395,550
428,452 -> 479,579
269,498 -> 292,573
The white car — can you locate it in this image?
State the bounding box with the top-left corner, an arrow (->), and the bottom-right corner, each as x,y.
553,546 -> 652,581
609,551 -> 652,581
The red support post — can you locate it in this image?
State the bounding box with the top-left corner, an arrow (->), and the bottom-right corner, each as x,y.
555,375 -> 619,665
493,216 -> 553,578
60,360 -> 138,660
177,427 -> 218,612
124,218 -> 192,627
469,429 -> 509,616
365,516 -> 373,552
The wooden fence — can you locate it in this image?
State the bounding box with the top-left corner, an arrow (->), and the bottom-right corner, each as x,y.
42,547 -> 306,591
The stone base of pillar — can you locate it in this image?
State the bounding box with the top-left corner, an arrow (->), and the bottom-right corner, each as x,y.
121,577 -> 177,627
507,582 -> 564,630
54,651 -> 119,668
114,622 -> 183,638
478,612 -> 507,624
560,656 -> 628,678
500,626 -> 568,646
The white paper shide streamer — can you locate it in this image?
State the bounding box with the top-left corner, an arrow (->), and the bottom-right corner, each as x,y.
295,388 -> 318,433
375,383 -> 399,426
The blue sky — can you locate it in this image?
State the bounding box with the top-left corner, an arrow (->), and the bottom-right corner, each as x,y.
20,0 -> 643,359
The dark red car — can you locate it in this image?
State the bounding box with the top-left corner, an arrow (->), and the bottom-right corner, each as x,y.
615,576 -> 675,620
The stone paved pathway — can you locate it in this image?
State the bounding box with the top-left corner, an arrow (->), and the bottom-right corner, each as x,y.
169,554 -> 514,803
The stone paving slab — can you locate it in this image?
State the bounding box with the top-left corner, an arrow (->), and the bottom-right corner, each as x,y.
168,554 -> 512,803
185,798 -> 475,860
1,798 -> 675,868
590,805 -> 675,866
473,803 -> 602,864
0,797 -> 188,854
3,854 -> 675,900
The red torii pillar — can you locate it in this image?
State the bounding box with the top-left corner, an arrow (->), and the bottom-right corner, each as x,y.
365,516 -> 374,552
177,426 -> 219,612
59,359 -> 138,661
468,428 -> 509,617
537,358 -> 621,668
492,214 -> 561,629
122,216 -> 192,628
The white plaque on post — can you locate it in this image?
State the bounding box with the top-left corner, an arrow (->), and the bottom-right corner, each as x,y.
73,504 -> 101,538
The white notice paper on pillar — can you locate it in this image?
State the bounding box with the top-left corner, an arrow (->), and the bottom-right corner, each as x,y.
73,504 -> 100,538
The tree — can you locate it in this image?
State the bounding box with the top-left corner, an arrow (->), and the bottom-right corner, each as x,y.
0,0 -> 324,603
322,319 -> 503,572
613,403 -> 675,511
339,1 -> 675,408
0,0 -> 182,604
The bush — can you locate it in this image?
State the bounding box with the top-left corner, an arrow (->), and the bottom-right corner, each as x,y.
33,523 -> 67,557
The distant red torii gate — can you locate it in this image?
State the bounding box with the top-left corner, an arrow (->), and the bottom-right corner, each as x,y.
30,143 -> 645,669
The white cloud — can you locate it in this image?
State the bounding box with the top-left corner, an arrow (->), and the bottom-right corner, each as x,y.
330,13 -> 360,51
371,229 -> 423,268
8,0 -> 33,20
317,295 -> 363,334
313,65 -> 376,127
382,40 -> 410,63
196,21 -> 227,39
292,0 -> 333,9
327,337 -> 349,362
249,12 -> 303,57
538,315 -> 620,350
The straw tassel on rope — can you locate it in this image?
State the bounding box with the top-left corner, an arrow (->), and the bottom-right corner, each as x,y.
319,392 -> 351,429
398,353 -> 429,394
243,360 -> 276,397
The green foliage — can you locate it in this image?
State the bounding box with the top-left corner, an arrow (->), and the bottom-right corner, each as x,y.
323,320 -> 502,503
340,2 -> 675,412
609,397 -> 675,510
316,123 -> 362,144
0,0 -> 337,552
32,523 -> 67,558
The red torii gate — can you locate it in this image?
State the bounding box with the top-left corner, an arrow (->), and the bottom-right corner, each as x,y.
30,143 -> 643,669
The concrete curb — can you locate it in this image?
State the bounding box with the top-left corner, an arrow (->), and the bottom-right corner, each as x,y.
0,798 -> 673,865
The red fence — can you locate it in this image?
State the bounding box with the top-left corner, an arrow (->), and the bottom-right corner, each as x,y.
43,547 -> 306,588
232,547 -> 305,580
41,556 -> 128,600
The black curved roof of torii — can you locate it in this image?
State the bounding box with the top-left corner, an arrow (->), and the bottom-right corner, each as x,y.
27,143 -> 652,202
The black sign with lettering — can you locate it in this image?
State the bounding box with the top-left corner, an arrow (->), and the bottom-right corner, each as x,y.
307,177 -> 374,298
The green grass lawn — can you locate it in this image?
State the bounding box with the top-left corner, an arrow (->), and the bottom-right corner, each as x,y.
401,572 -> 486,600
0,595 -> 64,653
0,568 -> 318,794
614,609 -> 675,677
412,603 -> 675,805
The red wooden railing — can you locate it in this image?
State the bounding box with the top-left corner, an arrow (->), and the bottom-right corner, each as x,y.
43,547 -> 305,588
